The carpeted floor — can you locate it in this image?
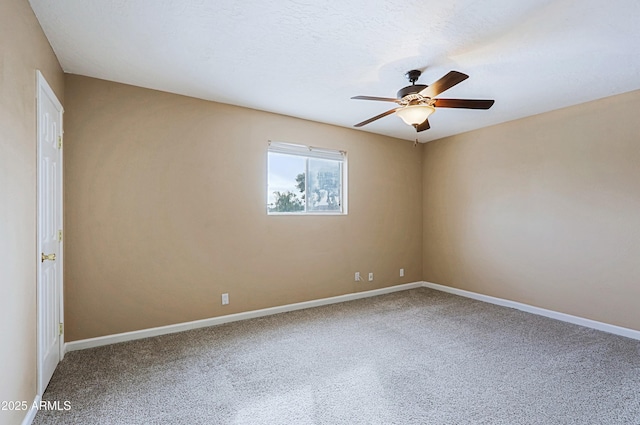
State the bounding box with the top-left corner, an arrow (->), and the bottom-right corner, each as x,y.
34,288 -> 640,424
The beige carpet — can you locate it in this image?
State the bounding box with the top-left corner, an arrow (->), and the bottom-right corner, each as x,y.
34,288 -> 640,424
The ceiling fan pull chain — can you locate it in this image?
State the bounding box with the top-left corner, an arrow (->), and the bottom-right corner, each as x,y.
414,138 -> 418,147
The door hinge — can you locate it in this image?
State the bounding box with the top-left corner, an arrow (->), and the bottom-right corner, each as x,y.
58,229 -> 63,242
59,323 -> 64,335
57,136 -> 63,149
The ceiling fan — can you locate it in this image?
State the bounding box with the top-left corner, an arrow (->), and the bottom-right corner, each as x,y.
352,70 -> 494,132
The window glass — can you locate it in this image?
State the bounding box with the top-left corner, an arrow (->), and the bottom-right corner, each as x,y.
267,153 -> 305,213
267,142 -> 346,215
307,158 -> 341,212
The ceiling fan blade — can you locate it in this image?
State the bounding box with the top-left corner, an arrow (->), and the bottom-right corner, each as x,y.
351,95 -> 400,103
416,119 -> 430,132
434,98 -> 495,109
354,108 -> 398,127
419,71 -> 469,98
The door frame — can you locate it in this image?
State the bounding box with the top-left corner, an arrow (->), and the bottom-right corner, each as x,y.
36,70 -> 64,396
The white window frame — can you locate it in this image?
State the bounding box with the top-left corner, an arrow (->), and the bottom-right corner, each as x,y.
267,141 -> 348,215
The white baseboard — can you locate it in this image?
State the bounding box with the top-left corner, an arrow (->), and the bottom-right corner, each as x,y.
66,282 -> 423,352
422,281 -> 640,341
65,280 -> 639,353
21,394 -> 40,425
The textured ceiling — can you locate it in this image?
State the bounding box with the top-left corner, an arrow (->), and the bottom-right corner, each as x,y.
29,0 -> 640,142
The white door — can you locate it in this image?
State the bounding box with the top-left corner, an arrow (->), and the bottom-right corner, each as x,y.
37,71 -> 64,395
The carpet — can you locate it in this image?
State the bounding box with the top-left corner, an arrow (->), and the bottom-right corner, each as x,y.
33,288 -> 640,424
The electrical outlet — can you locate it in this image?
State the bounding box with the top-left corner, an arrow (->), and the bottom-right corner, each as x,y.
221,293 -> 229,305
400,268 -> 405,277
368,272 -> 374,282
355,272 -> 361,281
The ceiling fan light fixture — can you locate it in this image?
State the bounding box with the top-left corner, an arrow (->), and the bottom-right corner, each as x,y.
395,104 -> 435,126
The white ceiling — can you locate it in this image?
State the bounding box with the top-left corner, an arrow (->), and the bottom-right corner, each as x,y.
29,0 -> 640,142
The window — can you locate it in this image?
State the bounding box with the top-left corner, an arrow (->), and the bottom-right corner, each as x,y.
267,141 -> 346,214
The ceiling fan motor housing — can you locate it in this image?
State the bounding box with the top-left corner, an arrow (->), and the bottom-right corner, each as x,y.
397,84 -> 427,99
398,69 -> 427,99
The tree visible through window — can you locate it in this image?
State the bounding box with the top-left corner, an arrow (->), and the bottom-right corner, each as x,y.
267,142 -> 346,214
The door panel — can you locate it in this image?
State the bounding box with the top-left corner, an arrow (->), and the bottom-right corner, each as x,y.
37,71 -> 63,394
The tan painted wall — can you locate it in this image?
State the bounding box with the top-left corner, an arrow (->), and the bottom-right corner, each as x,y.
423,89 -> 640,331
63,75 -> 423,341
0,1 -> 64,424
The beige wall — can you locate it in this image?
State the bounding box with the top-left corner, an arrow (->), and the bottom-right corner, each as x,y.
0,1 -> 64,424
423,89 -> 640,331
5,11 -> 637,418
63,75 -> 423,341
